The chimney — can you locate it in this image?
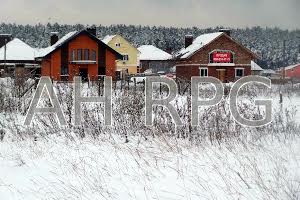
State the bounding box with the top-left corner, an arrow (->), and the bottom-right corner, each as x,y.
87,27 -> 96,36
185,35 -> 193,48
50,32 -> 59,45
0,34 -> 12,48
219,29 -> 231,37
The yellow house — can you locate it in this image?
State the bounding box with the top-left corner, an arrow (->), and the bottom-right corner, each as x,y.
102,35 -> 140,76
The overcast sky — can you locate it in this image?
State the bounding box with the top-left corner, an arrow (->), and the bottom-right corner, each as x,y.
0,0 -> 299,29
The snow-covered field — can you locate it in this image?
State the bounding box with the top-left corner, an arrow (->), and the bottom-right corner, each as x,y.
1,133 -> 300,200
0,78 -> 300,200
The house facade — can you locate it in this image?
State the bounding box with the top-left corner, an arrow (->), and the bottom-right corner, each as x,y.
37,29 -> 122,81
175,31 -> 258,82
102,35 -> 140,77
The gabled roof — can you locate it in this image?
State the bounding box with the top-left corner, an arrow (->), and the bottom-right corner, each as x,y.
138,45 -> 172,61
251,61 -> 263,71
101,34 -> 140,54
36,30 -> 123,59
176,32 -> 258,59
285,63 -> 300,70
176,32 -> 223,59
0,38 -> 37,61
102,35 -> 117,45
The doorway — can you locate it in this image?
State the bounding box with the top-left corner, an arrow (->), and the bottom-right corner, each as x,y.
79,68 -> 88,81
217,69 -> 226,82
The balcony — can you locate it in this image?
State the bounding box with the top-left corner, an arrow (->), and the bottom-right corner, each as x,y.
70,60 -> 97,64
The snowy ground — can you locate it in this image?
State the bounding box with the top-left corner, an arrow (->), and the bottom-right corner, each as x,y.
0,79 -> 300,200
0,134 -> 300,200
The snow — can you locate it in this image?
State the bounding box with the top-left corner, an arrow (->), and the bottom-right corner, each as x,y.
176,32 -> 223,59
35,31 -> 78,58
251,60 -> 263,71
101,35 -> 116,44
0,130 -> 300,200
0,78 -> 300,199
263,69 -> 276,74
0,38 -> 38,61
285,63 -> 300,70
138,45 -> 172,61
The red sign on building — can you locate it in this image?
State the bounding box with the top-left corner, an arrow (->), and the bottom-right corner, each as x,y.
212,52 -> 232,63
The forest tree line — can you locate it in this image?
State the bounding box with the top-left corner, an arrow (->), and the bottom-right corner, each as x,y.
0,22 -> 299,69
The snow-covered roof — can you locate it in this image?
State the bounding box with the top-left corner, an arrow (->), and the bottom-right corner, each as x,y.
0,38 -> 37,61
101,35 -> 116,45
176,32 -> 223,59
36,31 -> 78,58
263,69 -> 276,74
285,63 -> 300,70
251,61 -> 263,71
138,45 -> 172,61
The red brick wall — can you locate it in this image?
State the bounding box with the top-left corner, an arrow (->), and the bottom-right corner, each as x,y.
105,49 -> 117,80
176,34 -> 255,82
286,65 -> 300,79
41,50 -> 61,80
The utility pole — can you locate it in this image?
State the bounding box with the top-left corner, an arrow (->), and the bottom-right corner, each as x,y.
283,40 -> 286,66
297,36 -> 300,63
4,38 -> 7,71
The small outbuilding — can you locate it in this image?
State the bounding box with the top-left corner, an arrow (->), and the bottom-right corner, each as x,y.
138,45 -> 174,73
0,37 -> 40,78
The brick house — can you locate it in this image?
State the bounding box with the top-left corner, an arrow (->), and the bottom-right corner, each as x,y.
284,63 -> 300,81
36,28 -> 122,81
175,30 -> 258,82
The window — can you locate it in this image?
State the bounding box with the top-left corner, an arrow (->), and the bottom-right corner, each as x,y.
61,66 -> 68,75
71,50 -> 76,61
123,54 -> 129,61
84,49 -> 89,60
199,67 -> 208,77
91,50 -> 96,61
115,43 -> 121,47
77,49 -> 82,60
235,68 -> 244,77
